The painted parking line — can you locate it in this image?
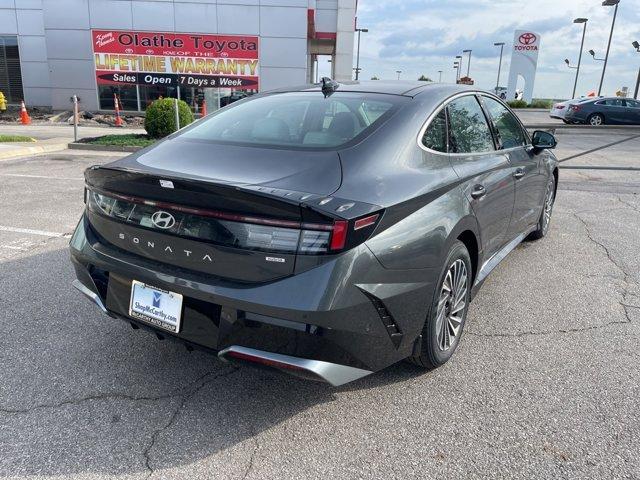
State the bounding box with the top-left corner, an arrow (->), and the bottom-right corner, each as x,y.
0,226 -> 70,238
0,173 -> 83,181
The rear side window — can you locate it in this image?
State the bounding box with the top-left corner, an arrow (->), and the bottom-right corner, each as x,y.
447,96 -> 495,154
482,97 -> 527,149
422,109 -> 447,152
599,99 -> 624,107
181,92 -> 400,150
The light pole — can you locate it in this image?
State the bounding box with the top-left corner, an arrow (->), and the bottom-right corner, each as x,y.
455,55 -> 462,81
494,42 -> 505,93
438,70 -> 443,83
354,27 -> 368,81
396,70 -> 402,80
571,18 -> 588,99
598,0 -> 621,96
454,62 -> 460,82
633,41 -> 640,99
463,49 -> 472,77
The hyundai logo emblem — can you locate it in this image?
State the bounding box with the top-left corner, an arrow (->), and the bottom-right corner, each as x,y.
151,211 -> 176,229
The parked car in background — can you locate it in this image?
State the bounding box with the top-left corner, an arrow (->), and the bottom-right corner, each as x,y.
564,97 -> 640,126
549,97 -> 602,123
70,81 -> 559,386
549,100 -> 571,122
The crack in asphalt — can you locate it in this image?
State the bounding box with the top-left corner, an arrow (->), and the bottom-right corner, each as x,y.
617,194 -> 640,213
241,433 -> 259,480
468,209 -> 638,340
143,367 -> 239,479
0,368 -> 235,415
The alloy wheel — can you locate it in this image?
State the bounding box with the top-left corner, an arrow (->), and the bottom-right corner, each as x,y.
435,259 -> 468,352
589,115 -> 603,126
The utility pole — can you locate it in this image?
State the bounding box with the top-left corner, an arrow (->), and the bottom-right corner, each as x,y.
463,49 -> 472,77
572,18 -> 588,99
598,0 -> 620,96
494,42 -> 505,93
354,27 -> 368,81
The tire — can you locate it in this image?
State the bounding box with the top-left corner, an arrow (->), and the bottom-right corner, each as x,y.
528,175 -> 556,241
562,119 -> 570,124
409,240 -> 472,369
588,113 -> 604,126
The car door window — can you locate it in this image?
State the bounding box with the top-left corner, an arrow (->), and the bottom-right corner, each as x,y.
447,96 -> 495,154
624,99 -> 640,108
422,109 -> 448,153
481,96 -> 527,149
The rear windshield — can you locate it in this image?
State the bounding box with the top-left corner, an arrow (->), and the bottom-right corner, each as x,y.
181,92 -> 403,149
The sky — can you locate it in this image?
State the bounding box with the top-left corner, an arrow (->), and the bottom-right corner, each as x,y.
320,0 -> 640,100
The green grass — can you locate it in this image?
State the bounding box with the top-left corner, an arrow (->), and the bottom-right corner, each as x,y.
81,134 -> 155,148
0,134 -> 36,142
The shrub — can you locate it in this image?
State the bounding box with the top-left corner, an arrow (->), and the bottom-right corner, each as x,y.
507,100 -> 528,109
144,98 -> 194,139
529,99 -> 553,109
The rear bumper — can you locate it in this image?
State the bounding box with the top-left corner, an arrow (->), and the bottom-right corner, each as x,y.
69,214 -> 438,383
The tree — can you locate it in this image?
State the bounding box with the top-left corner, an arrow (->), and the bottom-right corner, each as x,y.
418,75 -> 432,82
371,76 -> 380,80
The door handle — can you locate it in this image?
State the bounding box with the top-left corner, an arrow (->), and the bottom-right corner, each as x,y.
513,168 -> 526,179
470,185 -> 486,199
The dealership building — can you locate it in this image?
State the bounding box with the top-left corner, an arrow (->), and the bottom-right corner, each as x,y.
0,0 -> 356,112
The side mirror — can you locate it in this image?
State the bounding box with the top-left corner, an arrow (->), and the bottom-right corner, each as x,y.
531,130 -> 557,150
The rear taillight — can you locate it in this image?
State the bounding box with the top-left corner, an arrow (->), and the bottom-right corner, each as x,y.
570,105 -> 581,112
329,220 -> 348,251
86,189 -> 382,256
555,104 -> 565,110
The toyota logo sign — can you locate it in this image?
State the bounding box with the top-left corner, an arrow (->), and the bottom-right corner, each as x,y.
519,33 -> 537,45
151,211 -> 176,229
515,32 -> 538,51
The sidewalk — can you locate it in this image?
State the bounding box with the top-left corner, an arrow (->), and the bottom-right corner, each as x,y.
0,137 -> 72,160
0,123 -> 145,141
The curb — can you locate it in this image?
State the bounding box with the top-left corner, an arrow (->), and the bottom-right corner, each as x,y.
68,143 -> 143,153
0,138 -> 70,160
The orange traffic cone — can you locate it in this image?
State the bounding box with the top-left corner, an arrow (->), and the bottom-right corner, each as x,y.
201,100 -> 207,117
20,100 -> 31,125
114,94 -> 123,127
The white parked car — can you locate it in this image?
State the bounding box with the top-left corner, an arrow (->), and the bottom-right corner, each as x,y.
550,100 -> 572,123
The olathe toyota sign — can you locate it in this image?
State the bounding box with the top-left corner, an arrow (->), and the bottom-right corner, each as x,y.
93,31 -> 260,90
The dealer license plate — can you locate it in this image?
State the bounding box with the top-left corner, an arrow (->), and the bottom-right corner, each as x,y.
129,280 -> 183,333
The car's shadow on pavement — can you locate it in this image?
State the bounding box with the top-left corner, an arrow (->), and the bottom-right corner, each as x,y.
0,246 -> 424,477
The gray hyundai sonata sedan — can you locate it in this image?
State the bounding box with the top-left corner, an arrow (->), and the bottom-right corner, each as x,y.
70,80 -> 559,386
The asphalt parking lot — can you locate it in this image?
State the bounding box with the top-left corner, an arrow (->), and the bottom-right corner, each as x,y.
1,132 -> 639,479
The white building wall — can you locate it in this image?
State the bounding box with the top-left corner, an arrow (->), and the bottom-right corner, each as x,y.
0,0 -> 50,106
2,0 -> 353,109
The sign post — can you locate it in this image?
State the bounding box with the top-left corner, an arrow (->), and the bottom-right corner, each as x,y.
72,95 -> 79,142
174,98 -> 180,132
506,30 -> 541,104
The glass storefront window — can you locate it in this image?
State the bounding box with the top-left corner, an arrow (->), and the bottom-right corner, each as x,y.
98,85 -> 138,111
97,84 -> 257,113
0,36 -> 24,104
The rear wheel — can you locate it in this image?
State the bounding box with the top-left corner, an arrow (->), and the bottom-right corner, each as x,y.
588,113 -> 604,126
528,175 -> 556,240
409,241 -> 471,369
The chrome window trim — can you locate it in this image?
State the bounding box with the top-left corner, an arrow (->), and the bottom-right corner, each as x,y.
417,90 -> 531,156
